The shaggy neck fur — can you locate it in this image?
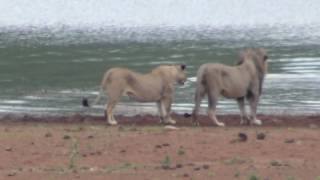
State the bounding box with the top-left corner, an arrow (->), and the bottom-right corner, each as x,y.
238,58 -> 266,96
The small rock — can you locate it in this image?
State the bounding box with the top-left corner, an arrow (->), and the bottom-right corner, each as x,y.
187,163 -> 195,166
193,167 -> 201,171
257,132 -> 266,140
63,135 -> 71,140
7,171 -> 17,177
284,138 -> 295,143
182,173 -> 190,177
45,132 -> 52,138
238,132 -> 248,142
87,135 -> 94,139
89,167 -> 98,172
5,147 -> 12,152
183,113 -> 192,118
270,161 -> 282,166
161,165 -> 170,170
120,149 -> 126,153
202,164 -> 210,169
176,164 -> 183,169
162,143 -> 170,147
155,145 -> 162,149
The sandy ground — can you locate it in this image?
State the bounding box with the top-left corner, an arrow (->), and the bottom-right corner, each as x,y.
0,114 -> 320,180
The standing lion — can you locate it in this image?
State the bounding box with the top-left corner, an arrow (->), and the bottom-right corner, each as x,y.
192,48 -> 268,126
91,64 -> 187,125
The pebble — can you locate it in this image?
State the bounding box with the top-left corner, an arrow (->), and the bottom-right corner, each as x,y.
5,147 -> 12,152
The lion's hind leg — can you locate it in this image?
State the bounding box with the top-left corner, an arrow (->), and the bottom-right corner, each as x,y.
207,90 -> 225,127
106,100 -> 118,125
156,101 -> 165,124
105,85 -> 123,125
192,84 -> 206,126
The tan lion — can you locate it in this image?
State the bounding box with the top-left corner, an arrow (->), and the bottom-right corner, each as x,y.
91,64 -> 187,125
192,48 -> 268,126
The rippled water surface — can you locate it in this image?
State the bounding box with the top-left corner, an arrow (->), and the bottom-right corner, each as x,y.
0,1 -> 320,116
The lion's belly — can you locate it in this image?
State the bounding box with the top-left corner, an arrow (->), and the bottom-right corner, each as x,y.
221,89 -> 246,99
125,90 -> 160,102
220,83 -> 247,98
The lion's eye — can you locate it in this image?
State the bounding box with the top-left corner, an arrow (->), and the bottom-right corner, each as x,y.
263,55 -> 268,61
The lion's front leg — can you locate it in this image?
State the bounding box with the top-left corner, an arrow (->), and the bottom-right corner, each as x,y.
237,97 -> 250,125
247,95 -> 262,126
160,97 -> 176,125
156,101 -> 165,124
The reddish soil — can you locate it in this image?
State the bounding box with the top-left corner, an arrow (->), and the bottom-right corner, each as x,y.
0,114 -> 320,180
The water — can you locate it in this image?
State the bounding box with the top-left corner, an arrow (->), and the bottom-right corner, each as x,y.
0,0 -> 320,116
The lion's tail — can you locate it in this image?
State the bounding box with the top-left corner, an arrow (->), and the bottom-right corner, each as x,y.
91,70 -> 110,106
192,65 -> 207,120
91,87 -> 104,106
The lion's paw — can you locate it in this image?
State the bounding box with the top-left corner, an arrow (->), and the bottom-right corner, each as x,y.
164,118 -> 176,125
216,121 -> 225,127
108,119 -> 118,125
252,119 -> 262,126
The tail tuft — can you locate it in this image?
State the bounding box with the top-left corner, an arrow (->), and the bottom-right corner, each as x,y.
82,97 -> 89,107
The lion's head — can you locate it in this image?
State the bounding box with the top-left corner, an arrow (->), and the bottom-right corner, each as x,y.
152,64 -> 187,85
238,48 -> 268,74
238,48 -> 268,95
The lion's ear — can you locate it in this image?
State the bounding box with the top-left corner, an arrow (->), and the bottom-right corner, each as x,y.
180,64 -> 186,70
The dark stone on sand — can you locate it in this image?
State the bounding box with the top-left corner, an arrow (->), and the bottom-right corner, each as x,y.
63,135 -> 71,140
257,132 -> 266,140
45,132 -> 52,138
5,147 -> 12,152
183,113 -> 192,118
182,173 -> 190,177
203,164 -> 210,169
284,138 -> 295,143
238,132 -> 248,142
193,167 -> 201,171
162,143 -> 170,147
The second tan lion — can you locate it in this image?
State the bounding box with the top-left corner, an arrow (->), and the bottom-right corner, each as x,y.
192,48 -> 268,126
92,64 -> 187,125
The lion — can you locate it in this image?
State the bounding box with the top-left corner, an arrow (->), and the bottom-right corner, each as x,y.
192,48 -> 268,126
90,64 -> 187,125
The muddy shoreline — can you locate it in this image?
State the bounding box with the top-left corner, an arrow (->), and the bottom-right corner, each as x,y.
1,113 -> 319,127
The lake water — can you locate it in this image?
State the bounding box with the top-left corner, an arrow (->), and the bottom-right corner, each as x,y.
0,0 -> 320,116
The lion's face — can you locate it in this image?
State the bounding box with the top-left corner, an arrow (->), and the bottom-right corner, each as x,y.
238,48 -> 268,74
173,64 -> 187,85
